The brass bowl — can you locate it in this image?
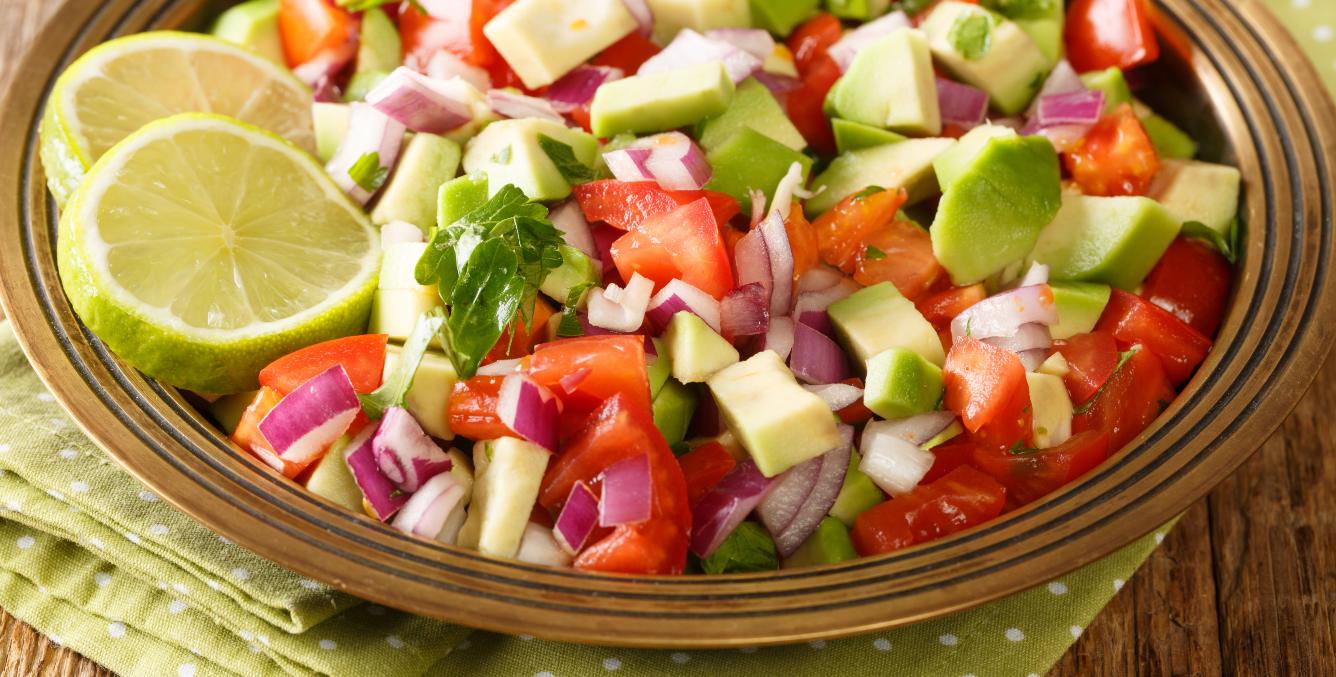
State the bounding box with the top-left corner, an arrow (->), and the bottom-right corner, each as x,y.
1,0 -> 1333,648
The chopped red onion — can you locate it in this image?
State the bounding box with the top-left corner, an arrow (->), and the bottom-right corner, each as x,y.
588,272 -> 655,333
753,71 -> 801,96
373,407 -> 453,493
516,522 -> 574,567
758,426 -> 853,557
1018,262 -> 1050,287
790,322 -> 850,385
991,116 -> 1026,130
770,161 -> 815,221
646,279 -> 723,334
798,309 -> 835,338
477,358 -> 524,377
704,28 -> 775,60
599,454 -> 652,527
639,29 -> 762,84
875,411 -> 958,445
629,132 -> 712,191
497,374 -> 562,452
425,50 -> 491,92
796,266 -> 847,294
603,147 -> 655,183
720,283 -> 771,343
326,103 -> 405,204
554,481 -> 600,554
950,285 -> 1059,341
1025,123 -> 1092,153
749,189 -> 768,229
792,279 -> 858,322
1034,89 -> 1106,128
366,67 -> 475,134
937,78 -> 989,129
558,368 -> 592,395
690,460 -> 773,558
546,65 -> 623,113
257,365 -> 360,467
805,383 -> 863,411
762,316 -> 796,362
344,423 -> 408,521
620,0 -> 654,37
549,200 -> 600,261
1018,349 -> 1048,372
828,11 -> 912,72
391,471 -> 468,540
983,322 -> 1053,354
294,49 -> 352,97
487,89 -> 566,124
1028,59 -> 1085,117
758,213 -> 794,315
381,220 -> 424,248
860,421 -> 936,497
734,229 -> 772,298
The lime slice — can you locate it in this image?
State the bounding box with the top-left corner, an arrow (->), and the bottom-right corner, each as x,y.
58,114 -> 380,394
40,31 -> 315,207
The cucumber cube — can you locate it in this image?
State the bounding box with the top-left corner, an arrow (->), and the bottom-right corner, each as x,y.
705,127 -> 813,213
863,348 -> 945,420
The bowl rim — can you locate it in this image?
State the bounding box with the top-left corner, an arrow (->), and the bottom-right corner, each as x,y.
1,0 -> 1334,648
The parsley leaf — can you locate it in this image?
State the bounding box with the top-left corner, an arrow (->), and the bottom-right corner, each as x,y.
538,134 -> 596,184
358,308 -> 446,419
948,13 -> 994,60
853,185 -> 886,202
416,185 -> 548,287
348,152 -> 389,193
980,0 -> 1056,19
556,282 -> 595,338
1181,220 -> 1240,264
439,239 -> 526,379
700,522 -> 778,574
1074,348 -> 1139,414
865,245 -> 888,260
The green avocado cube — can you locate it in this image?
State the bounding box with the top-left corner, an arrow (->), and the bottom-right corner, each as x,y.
706,127 -> 813,213
829,28 -> 942,135
750,0 -> 821,36
921,2 -> 1049,115
931,135 -> 1062,285
647,0 -> 753,44
383,346 -> 459,440
458,438 -> 551,558
1050,281 -> 1112,340
371,134 -> 462,232
707,351 -> 843,477
1029,194 -> 1183,290
208,390 -> 257,435
343,71 -> 389,103
304,435 -> 366,512
1148,159 -> 1241,235
1139,111 -> 1199,160
647,339 -> 673,397
1026,372 -> 1072,448
923,420 -> 963,449
539,245 -> 601,304
653,378 -> 699,446
1000,0 -> 1065,66
665,312 -> 740,384
1081,67 -> 1134,113
357,8 -> 402,75
697,78 -> 807,152
933,124 -> 1018,192
313,103 -> 351,164
462,118 -> 598,201
437,174 -> 491,229
828,449 -> 886,526
591,61 -> 736,137
832,118 -> 908,154
806,137 -> 956,215
825,0 -> 892,20
864,348 -> 945,420
210,0 -> 284,63
828,283 -> 945,367
783,517 -> 859,568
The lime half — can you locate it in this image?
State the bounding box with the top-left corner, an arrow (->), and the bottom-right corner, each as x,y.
58,114 -> 380,394
40,31 -> 315,207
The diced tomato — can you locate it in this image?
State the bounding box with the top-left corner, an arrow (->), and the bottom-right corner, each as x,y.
277,0 -> 358,69
447,376 -> 513,441
972,431 -> 1111,507
917,284 -> 988,333
397,1 -> 471,68
258,335 -> 388,395
812,188 -> 909,273
1142,237 -> 1233,337
1063,104 -> 1161,197
610,199 -> 735,299
468,0 -> 517,67
484,297 -> 555,363
1064,0 -> 1161,73
943,337 -> 1032,450
529,336 -> 652,438
1054,331 -> 1120,404
1073,344 -> 1176,451
785,201 -> 821,280
591,32 -> 662,73
835,377 -> 876,425
851,466 -> 1006,556
572,181 -> 739,232
921,438 -> 978,485
940,123 -> 971,139
1095,289 -> 1213,384
852,218 -> 946,301
785,56 -> 840,154
567,106 -> 593,133
787,14 -> 843,73
539,394 -> 692,574
677,442 -> 736,508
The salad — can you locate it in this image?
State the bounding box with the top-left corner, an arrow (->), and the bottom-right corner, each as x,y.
42,0 -> 1241,576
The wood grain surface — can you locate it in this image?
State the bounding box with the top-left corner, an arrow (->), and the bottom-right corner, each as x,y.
0,1 -> 1331,674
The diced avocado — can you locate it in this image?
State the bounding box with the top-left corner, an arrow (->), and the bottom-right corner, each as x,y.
446,448 -> 476,500
483,0 -> 639,89
707,351 -> 843,477
456,437 -> 551,558
304,435 -> 365,512
380,242 -> 431,291
763,45 -> 800,78
705,127 -> 813,213
1029,194 -> 1182,290
343,71 -> 389,103
463,118 -> 598,201
210,0 -> 284,63
539,245 -> 601,303
829,449 -> 885,526
647,0 -> 752,44
371,134 -> 463,232
1148,159 -> 1241,235
922,420 -> 963,449
863,348 -> 945,420
700,521 -> 778,573
208,390 -> 257,435
933,124 -> 1018,192
438,174 -> 491,229
653,378 -> 698,446
697,78 -> 806,152
1026,372 -> 1072,448
990,0 -> 1065,66
370,288 -> 443,344
783,516 -> 858,568
829,29 -> 941,135
591,61 -> 736,137
931,135 -> 1062,284
647,339 -> 672,397
1138,108 -> 1198,160
1081,67 -> 1134,113
750,0 -> 820,36
313,103 -> 351,164
807,138 -> 956,215
383,345 -> 459,440
833,119 -> 907,155
829,283 -> 945,366
1038,352 -> 1070,378
921,2 -> 1049,115
1050,281 -> 1112,340
665,312 -> 740,384
825,0 -> 892,20
357,8 -> 402,75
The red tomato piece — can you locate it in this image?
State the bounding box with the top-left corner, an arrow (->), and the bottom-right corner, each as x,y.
483,297 -> 555,363
468,0 -> 516,66
610,199 -> 735,299
1054,331 -> 1120,404
812,188 -> 909,273
1073,344 -> 1176,451
835,377 -> 876,425
258,335 -> 388,395
677,442 -> 737,508
851,466 -> 1006,556
397,1 -> 472,68
529,336 -> 652,438
1063,104 -> 1161,197
943,337 -> 1032,449
852,218 -> 946,301
916,284 -> 988,332
277,0 -> 358,68
787,14 -> 842,74
447,376 -> 513,441
921,438 -> 978,485
1141,237 -> 1233,337
591,32 -> 662,73
1095,289 -> 1213,384
785,201 -> 821,280
785,56 -> 840,154
972,431 -> 1111,507
1064,0 -> 1161,73
572,180 -> 739,231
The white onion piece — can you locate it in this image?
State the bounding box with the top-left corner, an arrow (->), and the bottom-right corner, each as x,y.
805,383 -> 864,411
762,317 -> 797,362
391,471 -> 467,539
294,49 -> 353,99
549,200 -> 599,261
646,279 -> 723,333
326,103 -> 406,204
875,411 -> 958,446
860,429 -> 935,497
690,461 -> 773,558
1018,262 -> 1050,287
366,67 -> 475,134
796,266 -> 847,294
828,11 -> 912,72
344,423 -> 407,521
587,272 -> 655,332
599,454 -> 652,526
620,0 -> 654,37
629,132 -> 712,191
515,522 -> 574,567
1023,121 -> 1093,153
477,358 -> 523,377
758,212 -> 794,315
720,282 -> 770,342
792,279 -> 859,318
769,161 -> 815,221
704,28 -> 775,60
602,147 -> 655,183
425,50 -> 491,92
545,65 -> 623,113
373,407 -> 453,493
497,374 -> 562,452
734,229 -> 772,297
639,29 -> 761,84
749,188 -> 768,229
950,285 -> 1059,341
381,220 -> 424,249
983,322 -> 1053,355
554,481 -> 600,554
1018,349 -> 1049,372
257,365 -> 360,466
760,426 -> 853,557
487,89 -> 566,124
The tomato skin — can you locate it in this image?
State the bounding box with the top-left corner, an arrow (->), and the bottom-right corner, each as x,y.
1063,104 -> 1161,197
852,218 -> 946,301
812,188 -> 909,273
1064,0 -> 1161,73
917,284 -> 988,332
278,0 -> 358,68
835,377 -> 876,425
851,466 -> 1006,556
610,199 -> 736,299
258,335 -> 388,395
787,14 -> 843,74
591,32 -> 662,73
785,56 -> 840,155
397,1 -> 471,67
972,431 -> 1111,507
921,438 -> 978,485
1073,344 -> 1176,451
572,180 -> 739,231
677,442 -> 737,508
529,336 -> 652,438
785,202 -> 821,280
483,297 -> 555,363
1095,289 -> 1213,384
1141,237 -> 1233,337
1054,331 -> 1120,404
446,376 -> 513,441
943,337 -> 1032,449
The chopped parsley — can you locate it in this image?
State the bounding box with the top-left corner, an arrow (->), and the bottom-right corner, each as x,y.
865,245 -> 888,260
358,309 -> 446,420
1073,348 -> 1140,414
948,12 -> 995,60
556,282 -> 595,338
853,185 -> 886,202
538,135 -> 596,184
1181,219 -> 1240,264
347,152 -> 389,193
699,522 -> 778,574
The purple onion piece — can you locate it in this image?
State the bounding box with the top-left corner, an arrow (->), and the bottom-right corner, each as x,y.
629,132 -> 712,191
639,28 -> 761,84
366,67 -> 475,134
546,65 -> 623,113
391,471 -> 467,539
720,283 -> 771,343
646,279 -> 723,334
950,285 -> 1059,341
789,322 -> 850,385
767,428 -> 853,557
257,365 -> 360,466
554,481 -> 600,554
487,89 -> 566,124
373,407 -> 453,493
326,103 -> 406,204
936,78 -> 989,129
345,423 -> 408,522
804,383 -> 864,411
828,11 -> 912,72
690,461 -> 773,558
599,454 -> 652,527
1035,89 -> 1106,128
497,374 -> 562,452
603,147 -> 655,183
758,213 -> 795,316
762,316 -> 797,362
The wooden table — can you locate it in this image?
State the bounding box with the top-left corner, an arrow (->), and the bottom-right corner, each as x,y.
2,2 -> 1333,675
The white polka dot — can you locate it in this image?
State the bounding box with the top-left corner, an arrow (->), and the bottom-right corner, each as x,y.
47,489 -> 64,501
3,500 -> 20,512
671,651 -> 690,664
205,580 -> 221,591
172,583 -> 189,595
1155,532 -> 1165,544
0,444 -> 9,453
603,657 -> 622,671
1048,581 -> 1068,595
808,640 -> 826,649
299,579 -> 320,590
217,535 -> 232,545
963,674 -> 978,677
107,622 -> 126,638
1070,625 -> 1083,638
231,567 -> 250,581
16,535 -> 34,549
1113,578 -> 1125,591
518,634 -> 534,641
455,639 -> 472,650
37,393 -> 55,402
257,634 -> 270,646
318,639 -> 337,650
1005,628 -> 1025,642
239,629 -> 255,641
177,664 -> 196,677
48,635 -> 61,646
49,418 -> 69,429
57,449 -> 77,460
535,673 -> 555,677
167,599 -> 188,614
1029,674 -> 1041,677
138,490 -> 158,502
1294,0 -> 1312,9
1315,25 -> 1333,43
386,635 -> 405,649
87,537 -> 104,550
939,633 -> 958,646
124,533 -> 141,545
248,644 -> 261,653
94,572 -> 111,587
738,646 -> 758,654
148,524 -> 169,537
872,638 -> 891,651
